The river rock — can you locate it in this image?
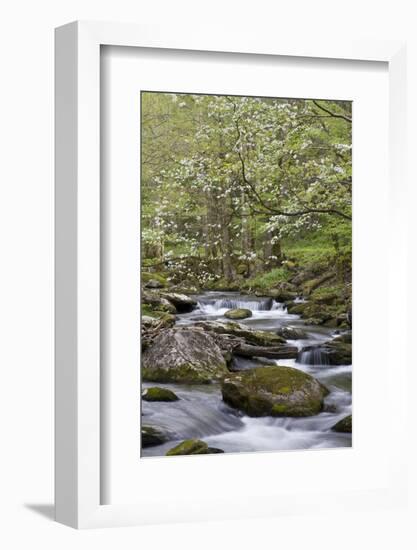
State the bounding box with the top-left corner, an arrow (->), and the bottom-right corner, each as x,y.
160,292 -> 197,313
264,289 -> 297,302
298,338 -> 352,365
142,328 -> 229,384
287,302 -> 309,315
333,332 -> 352,344
142,387 -> 179,402
276,326 -> 307,340
222,366 -> 329,417
141,425 -> 167,447
142,291 -> 177,313
331,414 -> 352,433
166,439 -> 222,456
145,279 -> 165,289
224,308 -> 253,320
323,338 -> 352,364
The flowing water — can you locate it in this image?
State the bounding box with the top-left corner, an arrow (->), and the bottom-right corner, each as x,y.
142,291 -> 352,456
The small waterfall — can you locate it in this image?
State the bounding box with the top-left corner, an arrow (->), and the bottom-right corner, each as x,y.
297,347 -> 330,366
271,301 -> 286,312
198,297 -> 274,312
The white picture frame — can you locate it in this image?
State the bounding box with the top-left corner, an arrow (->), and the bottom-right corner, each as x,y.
55,21 -> 407,529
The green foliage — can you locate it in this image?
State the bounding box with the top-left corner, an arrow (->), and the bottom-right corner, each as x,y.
141,272 -> 167,285
242,267 -> 291,290
141,91 -> 352,286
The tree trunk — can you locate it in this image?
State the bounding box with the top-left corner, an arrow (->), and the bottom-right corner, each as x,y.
263,228 -> 281,270
220,196 -> 233,281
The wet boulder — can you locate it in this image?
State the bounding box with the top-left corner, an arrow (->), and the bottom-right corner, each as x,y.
331,414 -> 352,433
224,308 -> 252,320
141,425 -> 168,448
142,328 -> 229,384
160,292 -> 197,313
276,326 -> 308,340
323,338 -> 352,364
297,337 -> 352,366
222,366 -> 329,417
142,387 -> 179,402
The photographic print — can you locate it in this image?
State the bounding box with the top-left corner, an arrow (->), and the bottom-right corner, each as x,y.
140,91 -> 352,457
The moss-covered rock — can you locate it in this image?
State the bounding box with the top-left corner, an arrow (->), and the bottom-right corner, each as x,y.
141,425 -> 167,447
311,290 -> 342,306
333,332 -> 352,344
224,308 -> 252,320
286,302 -> 309,315
142,328 -> 229,384
142,291 -> 177,313
264,289 -> 297,302
323,338 -> 352,364
142,387 -> 179,402
298,338 -> 352,366
166,439 -> 209,456
205,278 -> 241,291
222,366 -> 329,417
331,414 -> 352,433
141,271 -> 167,287
141,310 -> 176,329
303,273 -> 335,295
236,264 -> 249,276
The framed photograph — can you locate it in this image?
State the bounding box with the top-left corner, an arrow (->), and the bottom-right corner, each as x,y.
55,21 -> 407,528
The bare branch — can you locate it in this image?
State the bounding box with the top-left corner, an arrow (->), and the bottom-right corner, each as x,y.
311,100 -> 352,123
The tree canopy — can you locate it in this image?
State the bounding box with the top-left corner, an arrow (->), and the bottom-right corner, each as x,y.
141,92 -> 352,286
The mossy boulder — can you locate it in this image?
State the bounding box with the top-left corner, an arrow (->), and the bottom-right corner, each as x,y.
264,289 -> 297,302
142,387 -> 179,402
276,326 -> 308,340
224,308 -> 253,320
323,338 -> 352,364
311,291 -> 342,306
222,366 -> 329,417
166,439 -> 209,456
141,425 -> 167,448
141,271 -> 167,287
142,291 -> 177,313
333,332 -> 352,344
166,439 -> 224,456
298,338 -> 352,366
141,311 -> 176,329
287,302 -> 309,315
331,414 -> 352,433
236,264 -> 249,276
303,273 -> 335,295
142,328 -> 229,384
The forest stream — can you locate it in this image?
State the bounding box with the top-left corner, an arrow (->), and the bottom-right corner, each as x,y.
142,291 -> 352,457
